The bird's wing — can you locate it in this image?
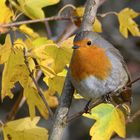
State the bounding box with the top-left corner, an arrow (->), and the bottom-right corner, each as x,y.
107,47 -> 131,84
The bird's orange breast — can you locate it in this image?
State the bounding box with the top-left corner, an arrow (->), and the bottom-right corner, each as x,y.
70,44 -> 112,81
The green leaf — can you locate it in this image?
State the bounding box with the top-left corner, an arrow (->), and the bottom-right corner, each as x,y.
83,103 -> 126,140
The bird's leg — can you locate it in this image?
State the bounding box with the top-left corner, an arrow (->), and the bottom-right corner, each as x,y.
103,92 -> 113,103
84,99 -> 92,113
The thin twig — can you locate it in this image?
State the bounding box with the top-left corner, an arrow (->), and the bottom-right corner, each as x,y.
14,12 -> 24,21
23,49 -> 54,118
97,11 -> 117,17
67,98 -> 104,123
127,76 -> 140,87
5,90 -> 23,122
44,21 -> 52,38
0,16 -> 75,28
0,120 -> 4,128
57,4 -> 76,16
127,109 -> 140,123
56,23 -> 77,43
0,11 -> 118,30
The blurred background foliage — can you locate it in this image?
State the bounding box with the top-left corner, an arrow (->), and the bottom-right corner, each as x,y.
0,0 -> 140,140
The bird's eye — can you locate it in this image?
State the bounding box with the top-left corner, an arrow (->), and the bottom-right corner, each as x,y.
87,41 -> 91,46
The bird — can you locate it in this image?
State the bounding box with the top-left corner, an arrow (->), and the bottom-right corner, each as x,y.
69,31 -> 131,103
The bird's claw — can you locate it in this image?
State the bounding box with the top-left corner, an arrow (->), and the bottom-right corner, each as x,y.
85,99 -> 92,113
104,93 -> 112,103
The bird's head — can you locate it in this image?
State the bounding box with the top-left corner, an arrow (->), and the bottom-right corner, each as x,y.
72,31 -> 100,50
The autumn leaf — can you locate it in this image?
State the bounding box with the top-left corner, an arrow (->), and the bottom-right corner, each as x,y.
0,37 -> 55,119
2,117 -> 48,140
13,0 -> 60,19
0,0 -> 14,33
19,24 -> 39,39
73,93 -> 84,99
93,18 -> 102,33
1,47 -> 29,99
24,79 -> 58,119
75,7 -> 84,17
83,103 -> 125,140
1,39 -> 35,100
45,70 -> 67,95
0,35 -> 12,64
29,36 -> 73,74
75,7 -> 102,32
44,90 -> 58,108
44,36 -> 73,73
24,85 -> 49,119
118,8 -> 140,38
30,38 -> 55,60
29,37 -> 57,78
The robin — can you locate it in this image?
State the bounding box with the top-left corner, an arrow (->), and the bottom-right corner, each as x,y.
69,31 -> 131,103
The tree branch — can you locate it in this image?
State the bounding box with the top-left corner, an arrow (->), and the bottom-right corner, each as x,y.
49,74 -> 74,140
67,98 -> 104,123
49,0 -> 107,140
81,0 -> 106,31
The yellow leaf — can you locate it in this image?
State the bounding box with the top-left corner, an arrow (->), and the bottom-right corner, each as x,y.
75,7 -> 84,17
93,18 -> 102,33
30,38 -> 55,60
16,0 -> 60,19
118,8 -> 140,38
1,39 -> 35,100
40,60 -> 56,79
73,93 -> 84,99
75,7 -> 102,32
30,38 -> 57,78
0,0 -> 14,33
0,35 -> 12,64
83,103 -> 125,140
0,0 -> 14,23
30,36 -> 73,74
14,38 -> 27,49
1,47 -> 29,99
45,70 -> 67,95
45,36 -> 73,73
24,85 -> 49,120
2,117 -> 48,140
44,91 -> 58,108
19,24 -> 39,39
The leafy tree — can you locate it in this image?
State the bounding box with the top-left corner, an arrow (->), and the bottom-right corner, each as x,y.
0,0 -> 140,140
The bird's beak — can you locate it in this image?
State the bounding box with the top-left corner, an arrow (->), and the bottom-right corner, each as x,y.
72,45 -> 79,49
